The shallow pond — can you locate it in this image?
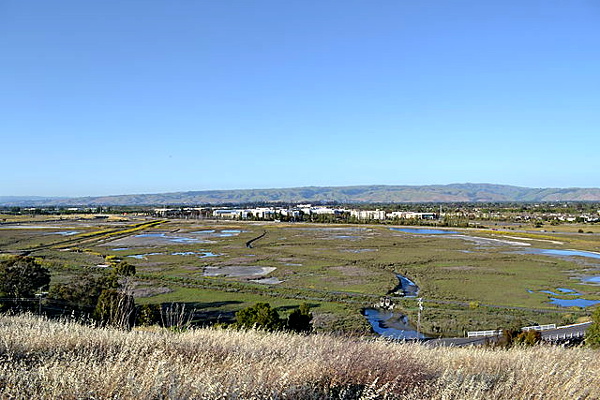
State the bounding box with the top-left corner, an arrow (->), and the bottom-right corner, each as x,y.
203,266 -> 276,278
549,298 -> 600,307
199,252 -> 220,258
135,233 -> 201,243
171,251 -> 197,256
220,229 -> 243,236
128,252 -> 163,259
170,251 -> 220,258
190,229 -> 243,237
523,248 -> 600,260
48,231 -> 80,236
583,276 -> 600,284
540,289 -> 579,296
531,287 -> 599,307
131,233 -> 211,244
390,227 -> 458,235
251,277 -> 284,284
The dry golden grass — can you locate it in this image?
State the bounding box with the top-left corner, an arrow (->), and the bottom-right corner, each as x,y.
0,314 -> 598,399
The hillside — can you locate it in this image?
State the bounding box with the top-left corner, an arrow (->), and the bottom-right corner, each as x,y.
3,183 -> 600,206
1,314 -> 598,399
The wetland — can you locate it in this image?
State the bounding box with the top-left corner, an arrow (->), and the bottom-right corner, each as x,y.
1,213 -> 598,336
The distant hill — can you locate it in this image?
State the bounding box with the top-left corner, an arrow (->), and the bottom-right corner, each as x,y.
2,183 -> 600,206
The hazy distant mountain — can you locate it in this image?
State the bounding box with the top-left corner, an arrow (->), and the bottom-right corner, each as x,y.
0,196 -> 63,206
2,184 -> 600,207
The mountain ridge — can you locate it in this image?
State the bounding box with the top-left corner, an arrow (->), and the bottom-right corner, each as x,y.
2,183 -> 600,206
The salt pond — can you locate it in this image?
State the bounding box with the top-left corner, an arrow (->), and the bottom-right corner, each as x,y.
549,298 -> 600,307
583,276 -> 600,284
390,227 -> 458,235
48,231 -> 80,236
190,229 -> 244,237
128,252 -> 163,259
523,248 -> 600,260
203,266 -> 276,278
250,277 -> 284,284
531,287 -> 600,307
171,251 -> 221,258
134,233 -> 201,243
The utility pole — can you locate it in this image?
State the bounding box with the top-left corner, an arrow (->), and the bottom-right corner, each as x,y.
35,290 -> 47,316
417,297 -> 423,338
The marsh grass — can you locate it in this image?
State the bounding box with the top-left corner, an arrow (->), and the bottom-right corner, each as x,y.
2,219 -> 598,336
1,314 -> 598,399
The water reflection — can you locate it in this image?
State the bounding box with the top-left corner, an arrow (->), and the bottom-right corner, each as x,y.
393,274 -> 419,297
363,309 -> 427,339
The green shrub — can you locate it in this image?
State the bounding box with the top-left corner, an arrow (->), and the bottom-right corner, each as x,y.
586,308 -> 600,348
286,303 -> 313,333
235,302 -> 284,331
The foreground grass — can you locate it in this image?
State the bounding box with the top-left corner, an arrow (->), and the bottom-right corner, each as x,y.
0,314 -> 598,399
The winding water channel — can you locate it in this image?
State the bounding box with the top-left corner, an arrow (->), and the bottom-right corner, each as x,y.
364,273 -> 424,339
364,227 -> 600,339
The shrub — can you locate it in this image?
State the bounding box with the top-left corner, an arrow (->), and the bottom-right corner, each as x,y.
586,308 -> 600,348
287,303 -> 313,333
235,302 -> 284,331
93,289 -> 135,329
0,256 -> 50,310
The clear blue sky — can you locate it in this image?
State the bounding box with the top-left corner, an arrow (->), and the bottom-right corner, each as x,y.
2,1 -> 599,197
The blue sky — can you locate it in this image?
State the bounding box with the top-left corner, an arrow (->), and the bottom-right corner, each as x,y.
1,1 -> 599,197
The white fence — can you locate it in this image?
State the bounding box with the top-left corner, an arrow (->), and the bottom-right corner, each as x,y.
466,322 -> 592,339
467,329 -> 503,338
522,324 -> 556,332
544,331 -> 584,341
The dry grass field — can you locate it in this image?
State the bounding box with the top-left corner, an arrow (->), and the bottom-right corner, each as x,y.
1,314 -> 598,399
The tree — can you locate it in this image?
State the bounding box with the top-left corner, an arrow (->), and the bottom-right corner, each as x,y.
235,302 -> 313,333
586,308 -> 600,348
49,275 -> 113,310
93,289 -> 136,329
113,260 -> 136,277
287,303 -> 313,333
0,256 -> 50,299
235,303 -> 284,331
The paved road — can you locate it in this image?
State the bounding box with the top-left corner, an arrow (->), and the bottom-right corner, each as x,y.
541,321 -> 592,341
423,322 -> 593,347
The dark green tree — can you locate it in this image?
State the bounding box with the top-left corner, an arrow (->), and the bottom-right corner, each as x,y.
287,303 -> 313,333
235,302 -> 284,331
0,256 -> 50,299
136,303 -> 161,327
49,274 -> 113,310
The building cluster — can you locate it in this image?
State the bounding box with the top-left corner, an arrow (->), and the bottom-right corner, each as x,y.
165,205 -> 440,221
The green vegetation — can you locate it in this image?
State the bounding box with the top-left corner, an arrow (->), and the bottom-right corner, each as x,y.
234,302 -> 313,332
0,213 -> 598,336
0,256 -> 50,300
586,307 -> 600,348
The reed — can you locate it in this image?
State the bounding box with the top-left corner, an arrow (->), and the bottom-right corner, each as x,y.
0,314 -> 598,399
